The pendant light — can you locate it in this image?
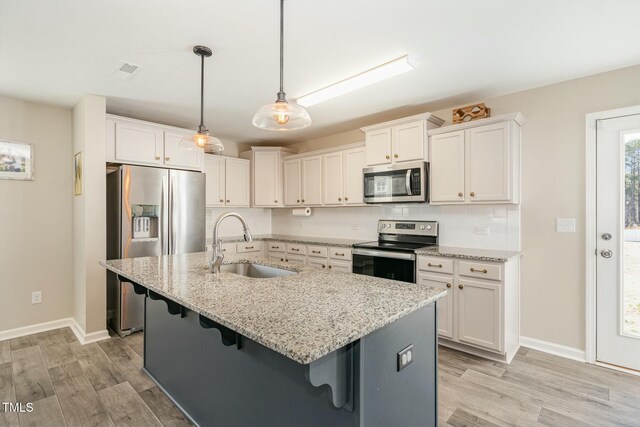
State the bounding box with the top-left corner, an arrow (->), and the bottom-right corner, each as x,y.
252,0 -> 311,131
192,45 -> 224,153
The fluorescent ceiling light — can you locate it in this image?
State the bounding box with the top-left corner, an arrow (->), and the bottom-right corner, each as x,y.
297,55 -> 415,108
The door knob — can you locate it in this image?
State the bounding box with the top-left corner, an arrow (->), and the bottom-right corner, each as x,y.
601,249 -> 613,258
602,233 -> 612,241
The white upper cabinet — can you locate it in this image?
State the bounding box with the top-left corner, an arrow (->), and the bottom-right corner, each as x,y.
365,128 -> 392,166
392,120 -> 426,163
362,113 -> 444,167
114,120 -> 164,166
429,130 -> 466,203
302,156 -> 323,205
242,147 -> 296,208
107,115 -> 205,171
225,158 -> 250,207
205,155 -> 250,208
164,130 -> 204,171
428,113 -> 523,205
323,152 -> 344,205
466,122 -> 511,202
343,147 -> 366,205
205,155 -> 225,207
283,158 -> 302,206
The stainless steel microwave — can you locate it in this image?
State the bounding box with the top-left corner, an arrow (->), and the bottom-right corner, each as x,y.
363,161 -> 428,203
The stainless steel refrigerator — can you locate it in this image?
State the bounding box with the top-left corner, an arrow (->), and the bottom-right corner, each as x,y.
107,165 -> 205,336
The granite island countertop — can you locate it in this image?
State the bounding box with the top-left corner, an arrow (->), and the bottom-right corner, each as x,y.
101,252 -> 446,364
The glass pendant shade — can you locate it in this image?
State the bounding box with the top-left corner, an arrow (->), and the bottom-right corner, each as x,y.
193,131 -> 224,153
252,100 -> 312,131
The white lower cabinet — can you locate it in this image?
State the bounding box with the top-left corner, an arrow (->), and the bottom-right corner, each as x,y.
266,242 -> 352,272
328,259 -> 351,273
286,254 -> 306,266
417,255 -> 520,363
307,257 -> 328,269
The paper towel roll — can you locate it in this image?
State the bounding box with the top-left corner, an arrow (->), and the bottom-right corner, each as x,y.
292,207 -> 311,217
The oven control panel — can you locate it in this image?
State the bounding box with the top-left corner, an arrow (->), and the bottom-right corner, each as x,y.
378,220 -> 438,236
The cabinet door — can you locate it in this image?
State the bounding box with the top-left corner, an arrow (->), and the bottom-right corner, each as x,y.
429,131 -> 466,203
392,120 -> 426,163
114,121 -> 163,166
302,155 -> 323,205
417,273 -> 453,339
456,278 -> 503,352
307,257 -> 327,269
204,155 -> 225,207
253,151 -> 281,206
466,122 -> 511,202
328,260 -> 352,273
164,131 -> 204,171
286,254 -> 306,266
343,147 -> 366,205
323,152 -> 344,205
283,159 -> 302,206
225,158 -> 250,207
365,128 -> 392,166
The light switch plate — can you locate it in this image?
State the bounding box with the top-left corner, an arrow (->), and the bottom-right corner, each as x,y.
556,218 -> 576,233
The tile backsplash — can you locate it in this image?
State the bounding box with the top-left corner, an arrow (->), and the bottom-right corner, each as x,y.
271,204 -> 520,251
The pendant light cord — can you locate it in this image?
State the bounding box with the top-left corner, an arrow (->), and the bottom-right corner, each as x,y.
200,53 -> 205,131
277,0 -> 286,101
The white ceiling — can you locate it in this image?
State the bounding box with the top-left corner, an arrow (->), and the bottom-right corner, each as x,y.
1,0 -> 640,143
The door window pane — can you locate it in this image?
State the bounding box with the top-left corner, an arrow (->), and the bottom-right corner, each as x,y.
623,131 -> 640,337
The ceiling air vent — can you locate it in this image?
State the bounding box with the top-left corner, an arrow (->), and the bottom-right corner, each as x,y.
111,61 -> 142,80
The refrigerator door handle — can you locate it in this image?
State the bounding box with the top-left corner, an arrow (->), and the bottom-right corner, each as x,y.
162,174 -> 170,255
170,173 -> 177,255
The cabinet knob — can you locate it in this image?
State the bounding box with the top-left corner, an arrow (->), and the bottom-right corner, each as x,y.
155,156 -> 161,160
328,265 -> 332,269
280,258 -> 284,262
470,192 -> 475,197
394,154 -> 399,158
297,199 -> 300,203
275,200 -> 278,203
458,192 -> 463,197
345,197 -> 348,201
338,197 -> 342,201
285,259 -> 289,262
385,155 -> 390,159
165,157 -> 170,161
302,199 -> 305,203
322,264 -> 326,268
446,283 -> 452,288
226,200 -> 230,203
219,199 -> 224,203
458,284 -> 464,289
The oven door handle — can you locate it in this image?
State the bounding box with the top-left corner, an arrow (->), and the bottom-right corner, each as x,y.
406,169 -> 412,196
352,248 -> 416,260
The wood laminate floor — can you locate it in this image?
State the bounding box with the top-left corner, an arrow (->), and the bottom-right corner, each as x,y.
1,328 -> 639,426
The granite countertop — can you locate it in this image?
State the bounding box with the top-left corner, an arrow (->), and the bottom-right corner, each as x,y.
414,246 -> 521,263
101,252 -> 446,365
210,234 -> 369,248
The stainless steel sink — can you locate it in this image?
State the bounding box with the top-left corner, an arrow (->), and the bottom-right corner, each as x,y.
219,263 -> 296,278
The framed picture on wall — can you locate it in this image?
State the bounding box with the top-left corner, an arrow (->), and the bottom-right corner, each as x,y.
0,140 -> 33,181
74,152 -> 82,196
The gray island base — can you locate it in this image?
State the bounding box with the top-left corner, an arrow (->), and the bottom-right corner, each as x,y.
141,285 -> 437,427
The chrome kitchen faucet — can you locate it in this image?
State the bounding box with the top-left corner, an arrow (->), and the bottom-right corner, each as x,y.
210,212 -> 253,273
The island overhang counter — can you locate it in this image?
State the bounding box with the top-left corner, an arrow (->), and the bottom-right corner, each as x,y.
101,252 -> 446,427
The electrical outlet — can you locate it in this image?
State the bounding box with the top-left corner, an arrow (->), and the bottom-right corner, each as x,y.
397,344 -> 414,371
31,291 -> 42,304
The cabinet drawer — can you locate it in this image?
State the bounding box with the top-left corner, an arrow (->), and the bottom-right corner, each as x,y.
459,261 -> 502,281
286,244 -> 307,255
307,246 -> 328,258
237,241 -> 263,253
267,241 -> 286,252
417,256 -> 453,274
220,243 -> 236,254
329,247 -> 351,260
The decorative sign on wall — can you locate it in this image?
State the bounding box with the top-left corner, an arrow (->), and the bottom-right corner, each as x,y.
0,140 -> 34,181
74,152 -> 83,196
452,103 -> 491,124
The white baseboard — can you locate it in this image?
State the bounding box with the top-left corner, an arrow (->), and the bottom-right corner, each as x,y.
520,336 -> 586,362
0,317 -> 110,345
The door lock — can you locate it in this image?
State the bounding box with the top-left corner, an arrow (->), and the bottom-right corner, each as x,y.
601,249 -> 613,258
601,233 -> 612,240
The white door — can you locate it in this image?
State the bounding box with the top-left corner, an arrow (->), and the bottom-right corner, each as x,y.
164,131 -> 204,171
323,152 -> 344,205
596,113 -> 640,371
253,151 -> 280,206
204,155 -> 225,207
429,131 -> 466,203
343,147 -> 366,205
225,158 -> 250,207
392,120 -> 426,163
456,278 -> 502,352
114,122 -> 163,166
466,122 -> 511,202
417,273 -> 453,339
302,156 -> 323,205
283,159 -> 302,206
365,128 -> 392,166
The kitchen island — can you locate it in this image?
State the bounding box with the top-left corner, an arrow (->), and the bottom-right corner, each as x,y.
101,252 -> 446,427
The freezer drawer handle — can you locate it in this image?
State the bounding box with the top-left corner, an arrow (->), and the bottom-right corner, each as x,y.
199,314 -> 239,347
148,290 -> 186,317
